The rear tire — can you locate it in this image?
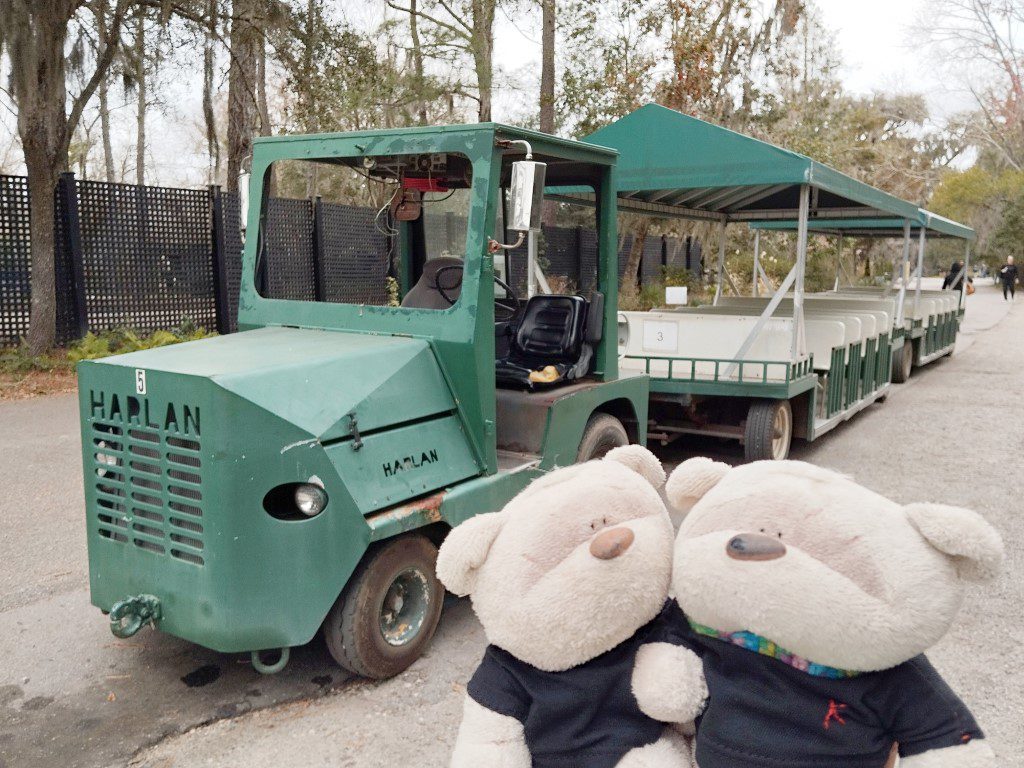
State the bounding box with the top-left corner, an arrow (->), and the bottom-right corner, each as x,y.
323,535 -> 444,680
744,399 -> 792,462
577,413 -> 629,462
892,341 -> 913,383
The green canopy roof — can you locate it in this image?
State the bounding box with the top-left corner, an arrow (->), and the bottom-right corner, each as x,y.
578,103 -> 924,223
748,210 -> 974,241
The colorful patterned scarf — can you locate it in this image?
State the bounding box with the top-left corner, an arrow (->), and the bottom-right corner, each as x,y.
690,621 -> 861,680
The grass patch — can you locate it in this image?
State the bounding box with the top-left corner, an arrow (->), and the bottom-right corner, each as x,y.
1,321 -> 215,401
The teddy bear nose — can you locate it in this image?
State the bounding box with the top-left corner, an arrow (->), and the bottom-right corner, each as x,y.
726,533 -> 787,561
590,527 -> 635,560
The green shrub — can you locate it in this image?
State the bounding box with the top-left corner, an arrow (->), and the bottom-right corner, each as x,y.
67,322 -> 216,363
0,344 -> 68,375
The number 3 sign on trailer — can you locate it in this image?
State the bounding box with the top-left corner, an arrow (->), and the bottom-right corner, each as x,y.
642,320 -> 677,353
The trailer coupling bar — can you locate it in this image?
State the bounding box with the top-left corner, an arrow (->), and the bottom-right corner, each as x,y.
109,594 -> 162,638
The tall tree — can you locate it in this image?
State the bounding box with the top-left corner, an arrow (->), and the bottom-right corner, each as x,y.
202,0 -> 220,182
919,0 -> 1024,170
0,0 -> 129,353
226,0 -> 261,191
408,0 -> 428,124
92,0 -> 118,181
133,5 -> 146,184
539,0 -> 556,225
386,0 -> 498,121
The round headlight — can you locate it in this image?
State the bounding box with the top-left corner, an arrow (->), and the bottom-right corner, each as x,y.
294,484 -> 328,517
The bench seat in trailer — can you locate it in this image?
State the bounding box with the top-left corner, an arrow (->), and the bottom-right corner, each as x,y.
714,297 -> 890,341
665,305 -> 872,364
617,310 -> 844,380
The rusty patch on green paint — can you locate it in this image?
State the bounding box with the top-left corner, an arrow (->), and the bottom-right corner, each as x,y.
366,491 -> 446,529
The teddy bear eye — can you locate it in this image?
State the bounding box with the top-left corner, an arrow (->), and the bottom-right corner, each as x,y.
777,531 -> 783,539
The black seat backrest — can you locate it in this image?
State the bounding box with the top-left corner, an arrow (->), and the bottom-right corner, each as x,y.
584,291 -> 604,343
512,295 -> 587,364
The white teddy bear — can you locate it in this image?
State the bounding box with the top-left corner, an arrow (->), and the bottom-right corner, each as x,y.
664,458 -> 1004,768
437,445 -> 707,768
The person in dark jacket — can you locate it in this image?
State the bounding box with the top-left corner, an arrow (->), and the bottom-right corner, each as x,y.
999,255 -> 1018,300
941,260 -> 959,289
942,259 -> 971,292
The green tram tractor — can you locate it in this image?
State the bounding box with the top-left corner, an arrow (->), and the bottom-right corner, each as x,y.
77,124 -> 649,678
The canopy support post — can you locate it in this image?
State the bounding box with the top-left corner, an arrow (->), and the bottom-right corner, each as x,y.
753,228 -> 761,297
896,220 -> 911,326
834,235 -> 844,291
792,184 -> 809,360
713,220 -> 727,305
913,226 -> 926,319
527,229 -> 538,298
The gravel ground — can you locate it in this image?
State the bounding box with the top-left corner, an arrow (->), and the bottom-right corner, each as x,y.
131,283 -> 1024,768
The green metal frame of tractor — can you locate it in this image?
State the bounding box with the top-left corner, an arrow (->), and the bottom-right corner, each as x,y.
76,105 -> 973,678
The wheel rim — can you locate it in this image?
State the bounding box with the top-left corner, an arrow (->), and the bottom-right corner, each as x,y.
379,568 -> 431,647
771,405 -> 792,460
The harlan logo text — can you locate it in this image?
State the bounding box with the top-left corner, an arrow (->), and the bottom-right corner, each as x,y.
383,450 -> 439,477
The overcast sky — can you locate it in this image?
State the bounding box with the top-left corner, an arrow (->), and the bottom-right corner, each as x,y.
491,0 -> 975,119
0,0 -> 978,186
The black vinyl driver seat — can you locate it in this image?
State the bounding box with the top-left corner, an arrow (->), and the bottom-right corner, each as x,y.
495,292 -> 604,390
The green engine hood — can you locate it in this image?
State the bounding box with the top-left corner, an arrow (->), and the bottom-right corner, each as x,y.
99,326 -> 457,441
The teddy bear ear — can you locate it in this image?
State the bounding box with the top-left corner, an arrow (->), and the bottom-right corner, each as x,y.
603,445 -> 666,488
905,503 -> 1005,584
664,457 -> 731,511
436,512 -> 507,596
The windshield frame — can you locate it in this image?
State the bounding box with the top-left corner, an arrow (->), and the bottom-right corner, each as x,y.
239,127 -> 496,343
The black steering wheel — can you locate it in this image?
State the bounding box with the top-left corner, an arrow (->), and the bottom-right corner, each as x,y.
435,264 -> 521,322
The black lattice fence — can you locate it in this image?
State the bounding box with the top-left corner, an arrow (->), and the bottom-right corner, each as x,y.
262,197 -> 316,301
0,173 -> 703,347
0,175 -> 32,344
319,202 -> 390,305
75,179 -> 217,332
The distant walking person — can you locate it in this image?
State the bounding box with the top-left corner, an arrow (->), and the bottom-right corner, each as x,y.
999,256 -> 1019,301
942,259 -> 970,292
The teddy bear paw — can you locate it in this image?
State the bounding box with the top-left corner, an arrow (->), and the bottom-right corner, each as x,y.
632,642 -> 708,724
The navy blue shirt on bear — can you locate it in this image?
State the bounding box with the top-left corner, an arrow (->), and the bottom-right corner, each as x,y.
467,608 -> 674,768
662,604 -> 984,768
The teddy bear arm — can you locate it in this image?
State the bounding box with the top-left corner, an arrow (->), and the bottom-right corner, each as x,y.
631,642 -> 708,724
451,695 -> 531,768
898,741 -> 995,768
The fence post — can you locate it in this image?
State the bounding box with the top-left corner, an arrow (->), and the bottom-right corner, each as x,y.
57,172 -> 88,339
312,196 -> 325,302
575,226 -> 585,291
209,185 -> 232,335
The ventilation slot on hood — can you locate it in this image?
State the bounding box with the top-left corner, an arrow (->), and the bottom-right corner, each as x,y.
91,421 -> 206,566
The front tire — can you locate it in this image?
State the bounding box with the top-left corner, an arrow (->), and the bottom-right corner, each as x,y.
744,399 -> 792,462
892,341 -> 913,383
323,534 -> 444,680
577,413 -> 629,461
